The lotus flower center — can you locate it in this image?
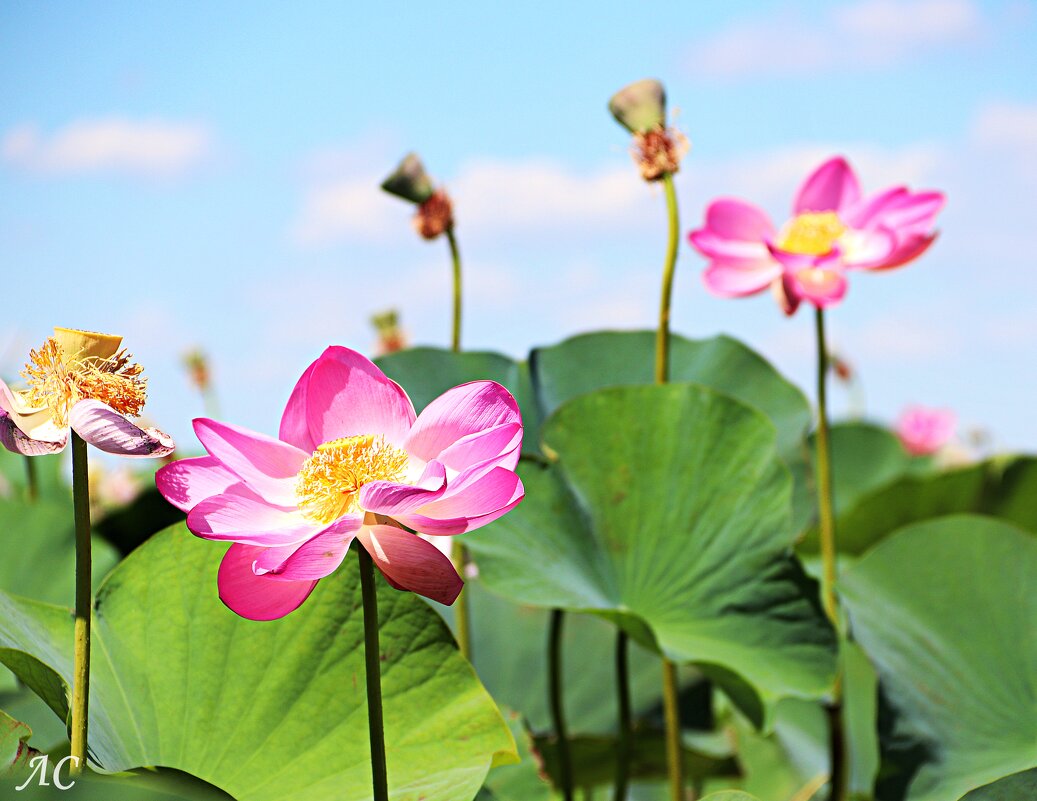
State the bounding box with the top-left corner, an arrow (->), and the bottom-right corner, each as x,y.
295,435 -> 409,524
21,337 -> 147,427
778,211 -> 845,255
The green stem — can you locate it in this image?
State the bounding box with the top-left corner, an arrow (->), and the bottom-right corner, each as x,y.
447,226 -> 462,353
662,659 -> 684,801
549,610 -> 574,801
655,172 -> 680,384
814,308 -> 838,625
814,308 -> 847,801
613,631 -> 632,801
358,545 -> 389,801
69,433 -> 91,775
656,169 -> 684,800
24,455 -> 38,503
445,225 -> 473,662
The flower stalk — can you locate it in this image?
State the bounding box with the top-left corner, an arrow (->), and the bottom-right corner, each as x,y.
549,609 -> 574,801
69,431 -> 92,775
358,544 -> 390,801
614,631 -> 633,801
814,308 -> 848,801
23,455 -> 38,502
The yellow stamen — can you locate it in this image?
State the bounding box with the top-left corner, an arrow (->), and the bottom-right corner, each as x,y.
295,435 -> 410,524
778,211 -> 846,255
21,337 -> 148,427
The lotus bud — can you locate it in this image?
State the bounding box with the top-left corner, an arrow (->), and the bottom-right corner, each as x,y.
381,152 -> 435,205
609,78 -> 667,134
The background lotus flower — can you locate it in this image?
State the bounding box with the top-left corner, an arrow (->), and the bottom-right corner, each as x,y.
157,345 -> 524,620
689,156 -> 945,314
896,405 -> 957,456
0,327 -> 174,458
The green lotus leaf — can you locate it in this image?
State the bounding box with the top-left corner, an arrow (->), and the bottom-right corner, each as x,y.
829,456 -> 1037,554
467,384 -> 837,727
0,524 -> 516,801
841,516 -> 1037,801
530,332 -> 811,456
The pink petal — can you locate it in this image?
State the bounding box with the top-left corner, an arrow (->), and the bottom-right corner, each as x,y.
278,359 -> 319,452
253,516 -> 362,580
69,400 -> 174,458
872,232 -> 938,271
794,156 -> 861,215
843,186 -> 908,229
869,190 -> 945,234
772,275 -> 801,316
398,466 -> 525,535
217,543 -> 318,621
187,493 -> 316,546
304,346 -> 416,447
436,421 -> 523,474
702,260 -> 782,297
359,460 -> 447,516
0,411 -> 67,455
839,225 -> 897,269
896,406 -> 956,456
405,381 -> 521,465
156,456 -> 244,513
689,230 -> 774,263
193,418 -> 308,506
704,198 -> 776,240
357,524 -> 463,605
787,253 -> 848,309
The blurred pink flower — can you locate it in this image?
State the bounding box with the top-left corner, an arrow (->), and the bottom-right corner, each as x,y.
157,345 -> 524,620
0,328 -> 174,458
689,156 -> 945,314
896,405 -> 956,456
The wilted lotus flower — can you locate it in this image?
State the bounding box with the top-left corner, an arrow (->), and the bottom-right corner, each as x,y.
609,78 -> 689,181
0,328 -> 173,457
896,405 -> 956,456
689,156 -> 945,314
381,152 -> 454,240
157,346 -> 524,620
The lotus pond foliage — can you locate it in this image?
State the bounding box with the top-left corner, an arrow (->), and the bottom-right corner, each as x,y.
0,75 -> 1030,801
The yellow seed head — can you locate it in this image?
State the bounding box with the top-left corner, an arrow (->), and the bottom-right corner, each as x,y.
778,211 -> 846,256
295,435 -> 410,524
21,337 -> 148,427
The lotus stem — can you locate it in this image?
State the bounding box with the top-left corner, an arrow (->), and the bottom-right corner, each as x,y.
24,455 -> 38,502
614,631 -> 632,801
447,226 -> 463,352
656,168 -> 685,800
69,432 -> 91,775
445,225 -> 473,662
814,308 -> 848,801
655,172 -> 680,384
549,609 -> 574,801
358,545 -> 390,801
662,658 -> 684,800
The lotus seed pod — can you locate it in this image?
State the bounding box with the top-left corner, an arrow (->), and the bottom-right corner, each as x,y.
609,78 -> 667,134
380,152 -> 435,204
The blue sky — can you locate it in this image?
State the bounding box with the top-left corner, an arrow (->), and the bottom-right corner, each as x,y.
2,0 -> 1035,455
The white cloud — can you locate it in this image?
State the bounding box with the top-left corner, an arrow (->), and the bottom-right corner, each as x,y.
971,102 -> 1037,177
686,0 -> 983,80
2,118 -> 213,177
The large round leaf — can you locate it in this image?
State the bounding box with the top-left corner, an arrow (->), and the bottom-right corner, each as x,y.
0,524 -> 516,801
529,331 -> 811,455
841,516 -> 1037,801
466,384 -> 837,725
831,456 -> 1037,555
0,499 -> 119,607
375,348 -> 542,459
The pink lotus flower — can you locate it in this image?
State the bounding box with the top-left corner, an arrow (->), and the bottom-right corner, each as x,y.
156,346 -> 524,621
689,156 -> 945,314
896,405 -> 956,456
0,328 -> 174,458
